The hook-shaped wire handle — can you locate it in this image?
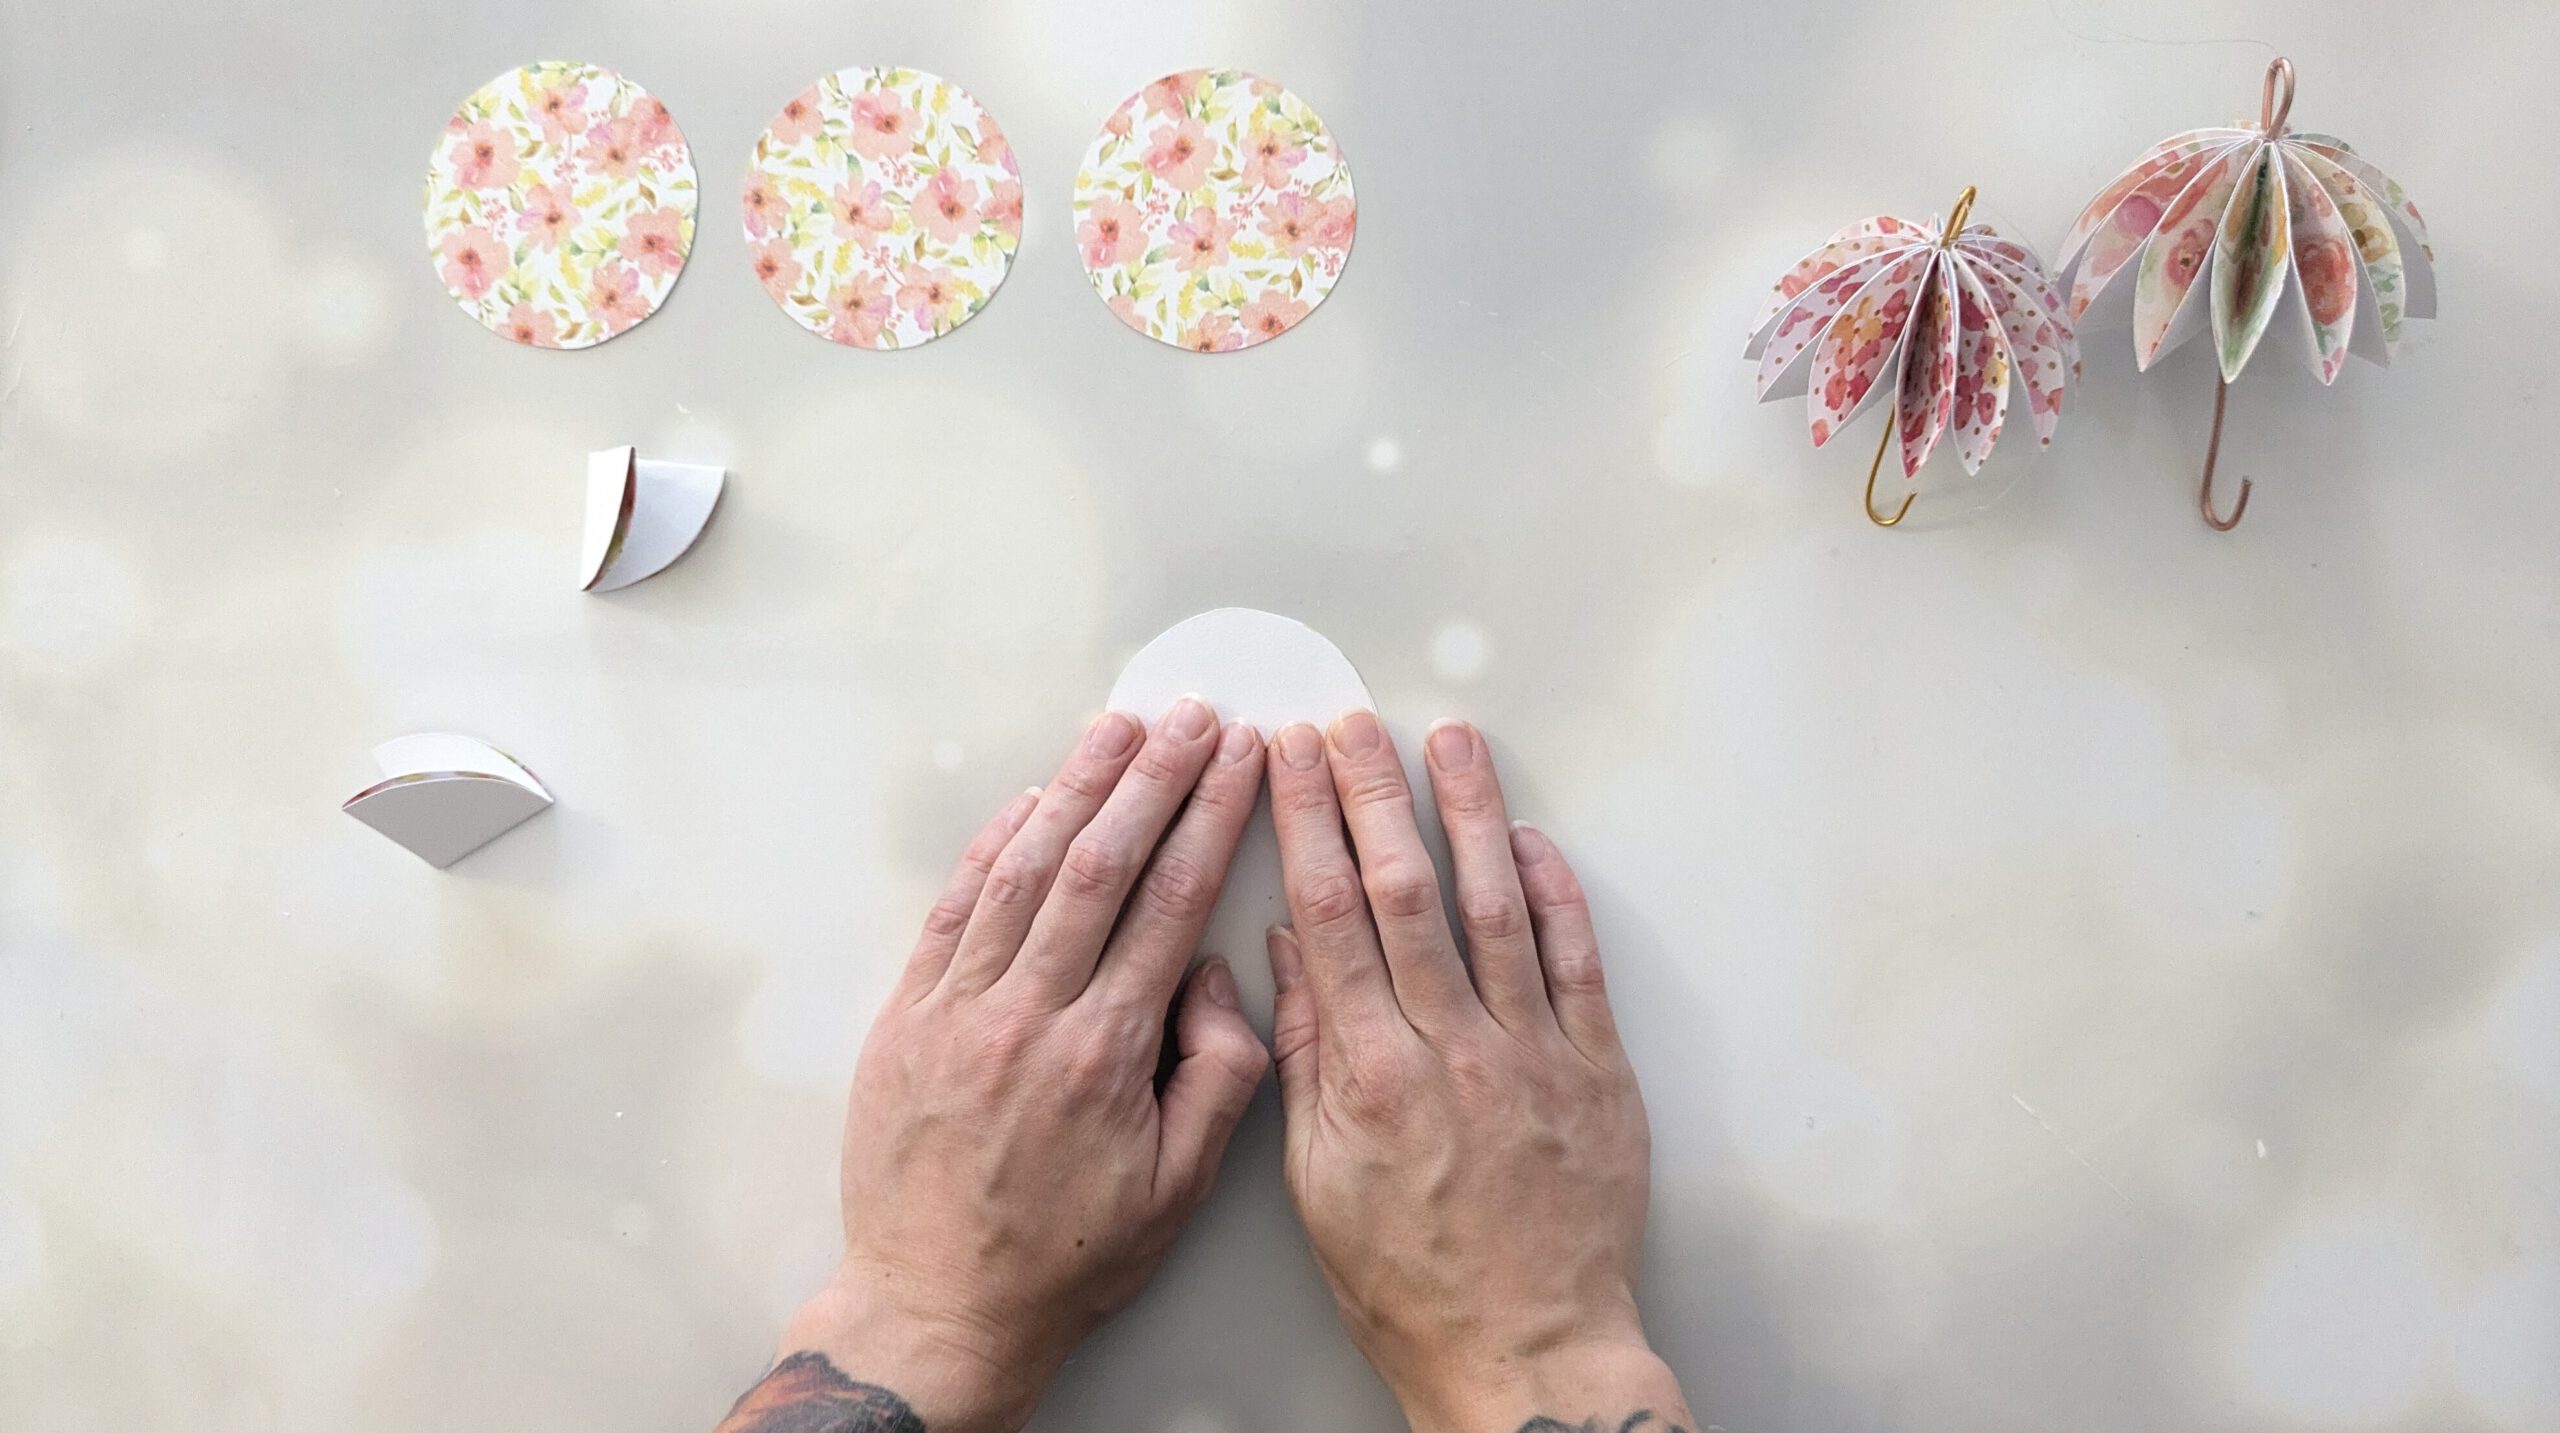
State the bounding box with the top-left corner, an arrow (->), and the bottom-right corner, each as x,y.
2261,57 -> 2295,135
1857,185 -> 1981,528
1864,420 -> 1915,527
2197,371 -> 2252,530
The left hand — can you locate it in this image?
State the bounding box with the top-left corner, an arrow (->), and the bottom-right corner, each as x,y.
733,700 -> 1272,1433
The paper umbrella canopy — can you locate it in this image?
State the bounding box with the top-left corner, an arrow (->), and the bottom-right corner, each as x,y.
2057,57 -> 2435,528
1747,187 -> 2078,526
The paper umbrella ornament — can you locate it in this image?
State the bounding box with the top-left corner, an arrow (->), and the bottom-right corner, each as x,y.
2058,57 -> 2435,529
1748,187 -> 2078,527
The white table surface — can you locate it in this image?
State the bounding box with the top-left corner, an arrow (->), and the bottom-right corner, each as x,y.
4,2 -> 2555,1430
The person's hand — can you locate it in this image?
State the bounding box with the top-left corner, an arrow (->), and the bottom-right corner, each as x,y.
1263,712 -> 1691,1433
723,701 -> 1272,1433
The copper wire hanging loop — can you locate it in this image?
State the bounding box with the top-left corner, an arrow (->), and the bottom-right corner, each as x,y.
2197,371 -> 2253,530
1858,185 -> 1980,528
2261,56 -> 2296,135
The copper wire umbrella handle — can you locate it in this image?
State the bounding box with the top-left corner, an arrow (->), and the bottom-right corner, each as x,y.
2197,370 -> 2253,530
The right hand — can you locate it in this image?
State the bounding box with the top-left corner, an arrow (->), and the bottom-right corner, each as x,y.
1261,712 -> 1691,1433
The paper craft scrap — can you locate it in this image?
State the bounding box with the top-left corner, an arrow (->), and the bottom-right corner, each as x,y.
423,61 -> 698,349
1746,186 -> 2078,528
2057,57 -> 2435,529
1073,68 -> 1355,352
343,734 -> 554,868
580,446 -> 723,592
1108,608 -> 1375,735
743,66 -> 1024,348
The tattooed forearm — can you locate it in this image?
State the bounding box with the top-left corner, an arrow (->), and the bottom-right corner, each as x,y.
714,1351 -> 925,1433
1519,1413 -> 1685,1433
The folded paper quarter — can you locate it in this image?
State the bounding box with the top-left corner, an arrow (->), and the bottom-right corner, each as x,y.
1746,187 -> 2078,528
579,445 -> 724,592
342,734 -> 554,868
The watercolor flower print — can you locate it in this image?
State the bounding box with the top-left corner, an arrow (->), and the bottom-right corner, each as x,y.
1073,68 -> 1356,351
742,67 -> 1024,349
423,62 -> 698,348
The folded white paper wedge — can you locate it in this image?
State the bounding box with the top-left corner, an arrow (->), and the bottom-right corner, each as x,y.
342,733 -> 554,868
580,445 -> 724,592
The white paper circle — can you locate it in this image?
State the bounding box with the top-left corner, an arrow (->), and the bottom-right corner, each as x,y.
1107,607 -> 1373,733
1107,608 -> 1414,1034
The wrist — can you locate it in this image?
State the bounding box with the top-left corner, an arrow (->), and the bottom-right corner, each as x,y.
1391,1333 -> 1688,1433
778,1270 -> 1047,1433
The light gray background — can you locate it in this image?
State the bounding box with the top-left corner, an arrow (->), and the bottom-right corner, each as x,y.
3,2 -> 2555,1430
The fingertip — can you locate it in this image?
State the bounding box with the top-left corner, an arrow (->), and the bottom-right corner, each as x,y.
1272,722 -> 1323,772
1326,707 -> 1388,760
1265,924 -> 1304,992
1424,718 -> 1479,771
1085,709 -> 1144,758
1197,954 -> 1240,1010
1162,694 -> 1216,742
1509,819 -> 1557,866
1214,719 -> 1262,766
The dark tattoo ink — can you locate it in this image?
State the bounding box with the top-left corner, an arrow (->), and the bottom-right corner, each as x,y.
714,1350 -> 925,1433
1518,1413 -> 1683,1433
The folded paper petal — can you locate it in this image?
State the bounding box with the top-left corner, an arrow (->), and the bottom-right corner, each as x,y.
1746,215 -> 1923,341
2287,132 -> 2434,264
1962,243 -> 2083,379
2059,128 -> 2253,264
2291,146 -> 2410,354
2210,145 -> 2292,381
2067,138 -> 2251,321
1946,264 -> 2013,475
1895,259 -> 1959,479
1755,248 -> 1910,397
1805,251 -> 1928,448
2278,151 -> 2357,383
2133,146 -> 2248,368
1972,265 -> 2070,448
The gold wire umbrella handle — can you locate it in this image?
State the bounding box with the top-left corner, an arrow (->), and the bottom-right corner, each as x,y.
1864,419 -> 1915,527
1859,185 -> 1979,528
2261,57 -> 2295,134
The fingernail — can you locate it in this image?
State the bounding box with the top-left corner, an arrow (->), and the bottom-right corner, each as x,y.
1085,710 -> 1141,757
1003,788 -> 1040,822
1275,723 -> 1322,770
1329,709 -> 1384,758
1215,720 -> 1260,764
1265,925 -> 1301,992
1509,820 -> 1553,864
1425,719 -> 1477,770
1165,696 -> 1214,741
1199,956 -> 1239,1009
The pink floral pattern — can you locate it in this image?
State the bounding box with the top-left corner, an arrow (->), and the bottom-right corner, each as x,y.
422,62 -> 696,349
743,67 -> 1022,349
1074,68 -> 1355,351
1947,274 -> 2010,472
1751,209 -> 2077,479
2279,152 -> 2357,383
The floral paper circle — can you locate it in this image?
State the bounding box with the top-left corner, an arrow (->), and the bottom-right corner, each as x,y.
743,67 -> 1024,349
1073,68 -> 1356,352
422,62 -> 698,348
